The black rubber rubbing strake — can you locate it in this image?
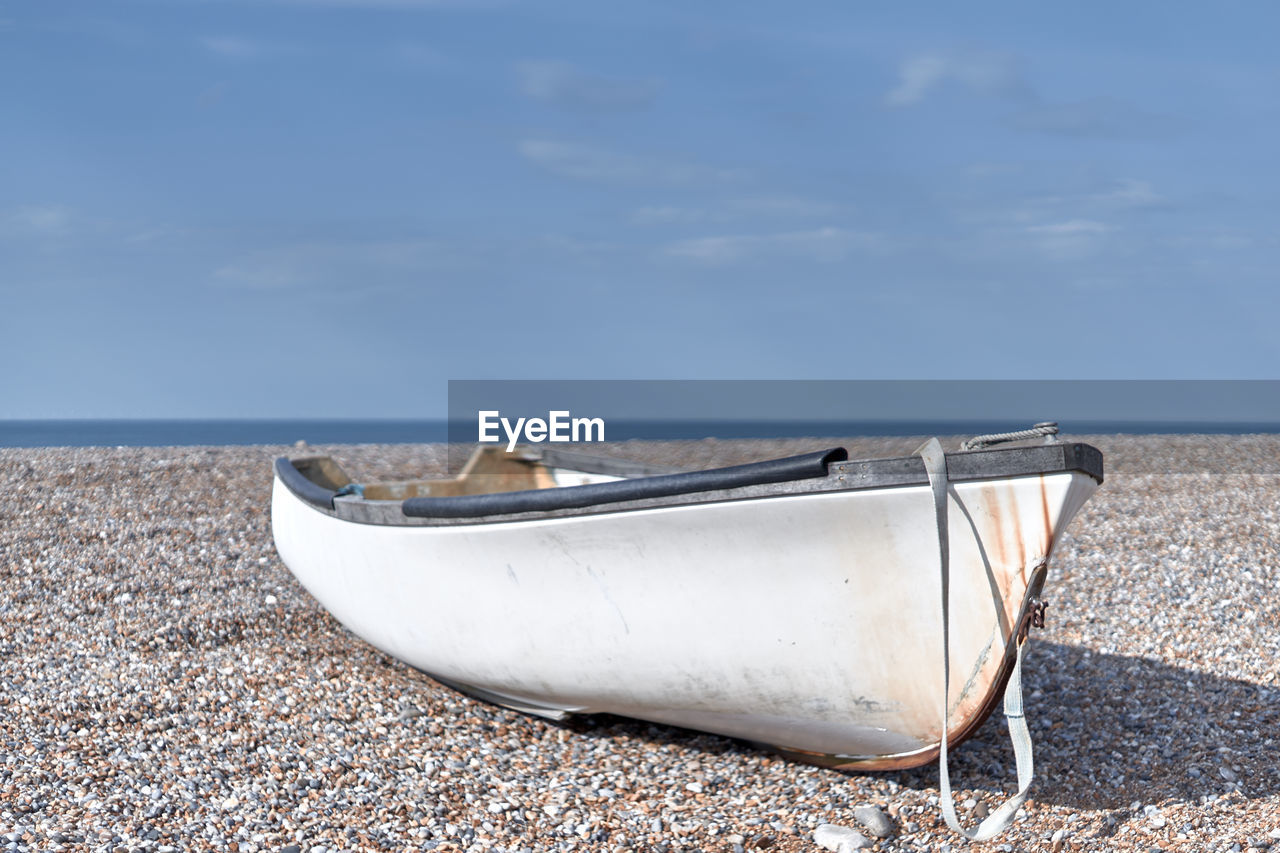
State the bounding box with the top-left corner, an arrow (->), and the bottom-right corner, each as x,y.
274,457 -> 338,510
401,448 -> 849,519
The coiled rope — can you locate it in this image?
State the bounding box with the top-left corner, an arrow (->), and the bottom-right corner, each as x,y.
961,422 -> 1059,451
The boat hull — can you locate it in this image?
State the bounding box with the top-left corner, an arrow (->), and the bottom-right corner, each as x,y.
271,461 -> 1098,768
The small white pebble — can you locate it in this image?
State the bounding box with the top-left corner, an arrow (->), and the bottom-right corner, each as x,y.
814,823 -> 872,851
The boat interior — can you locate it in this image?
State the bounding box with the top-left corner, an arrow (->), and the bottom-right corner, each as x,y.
292,446 -> 636,502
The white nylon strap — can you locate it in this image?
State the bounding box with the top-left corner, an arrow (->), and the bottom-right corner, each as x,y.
917,438 -> 1035,842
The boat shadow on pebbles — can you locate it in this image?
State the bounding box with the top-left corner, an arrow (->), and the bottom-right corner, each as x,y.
471,636 -> 1278,814
881,639 -> 1280,810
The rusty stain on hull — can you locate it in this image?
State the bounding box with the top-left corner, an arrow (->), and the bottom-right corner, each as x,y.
981,483 -> 1007,569
777,560 -> 1051,771
1039,474 -> 1055,565
854,475 -> 1061,764
951,483 -> 1031,728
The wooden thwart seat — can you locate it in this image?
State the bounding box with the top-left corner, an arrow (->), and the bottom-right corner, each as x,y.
360,447 -> 557,500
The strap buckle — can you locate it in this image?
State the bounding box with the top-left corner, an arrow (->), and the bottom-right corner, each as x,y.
1017,599 -> 1048,643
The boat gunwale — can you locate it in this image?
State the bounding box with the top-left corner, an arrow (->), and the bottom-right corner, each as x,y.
274,441 -> 1103,527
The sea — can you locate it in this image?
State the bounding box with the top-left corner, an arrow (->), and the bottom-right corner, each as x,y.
3,419 -> 1280,448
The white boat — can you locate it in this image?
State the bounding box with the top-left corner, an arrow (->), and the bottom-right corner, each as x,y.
271,429 -> 1102,838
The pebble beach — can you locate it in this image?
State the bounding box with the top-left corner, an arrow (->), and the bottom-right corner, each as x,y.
1,434 -> 1278,853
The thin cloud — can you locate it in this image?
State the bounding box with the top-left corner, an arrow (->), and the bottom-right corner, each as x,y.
519,139 -> 741,186
664,227 -> 883,265
199,35 -> 307,61
1090,179 -> 1166,208
518,61 -> 659,111
1001,178 -> 1169,226
1168,230 -> 1257,251
1024,219 -> 1114,259
213,239 -> 452,289
885,51 -> 1027,106
885,55 -> 947,105
273,0 -> 503,7
390,41 -> 449,69
1,206 -> 199,248
1026,219 -> 1111,236
725,196 -> 844,218
533,234 -> 623,258
200,36 -> 262,59
633,206 -> 701,225
965,162 -> 1025,178
1012,96 -> 1181,138
887,52 -> 1178,141
1,205 -> 73,237
633,196 -> 843,225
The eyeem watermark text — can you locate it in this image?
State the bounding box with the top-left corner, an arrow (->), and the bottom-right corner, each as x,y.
478,410 -> 605,452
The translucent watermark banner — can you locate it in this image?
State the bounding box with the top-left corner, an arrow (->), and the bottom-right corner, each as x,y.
445,380 -> 1280,473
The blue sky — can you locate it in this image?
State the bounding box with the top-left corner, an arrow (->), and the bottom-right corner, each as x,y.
3,1 -> 1279,418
